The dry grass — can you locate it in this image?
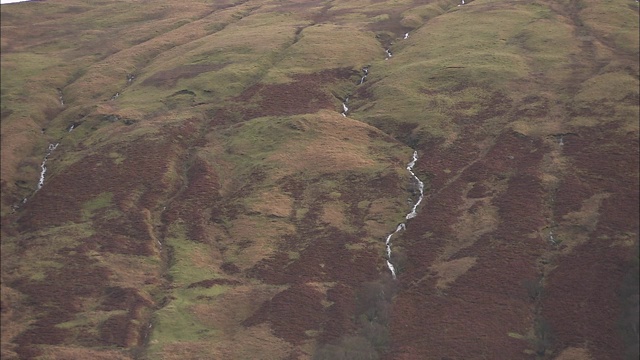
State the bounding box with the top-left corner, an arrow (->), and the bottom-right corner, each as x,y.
445,188 -> 499,260
189,284 -> 283,334
267,23 -> 382,76
554,347 -> 595,360
0,116 -> 45,213
320,201 -> 348,230
267,111 -> 395,177
226,215 -> 296,271
430,256 -> 477,290
33,346 -> 133,360
97,253 -> 161,290
150,323 -> 294,360
246,190 -> 294,218
2,0 -> 637,358
555,192 -> 610,254
0,285 -> 31,359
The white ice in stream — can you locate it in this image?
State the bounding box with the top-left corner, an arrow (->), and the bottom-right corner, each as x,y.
37,143 -> 59,190
404,33 -> 409,40
384,151 -> 424,279
385,49 -> 393,59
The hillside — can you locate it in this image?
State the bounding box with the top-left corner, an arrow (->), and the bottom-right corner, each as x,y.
1,0 -> 638,359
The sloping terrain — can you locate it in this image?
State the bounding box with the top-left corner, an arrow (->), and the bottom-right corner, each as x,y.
1,0 -> 638,359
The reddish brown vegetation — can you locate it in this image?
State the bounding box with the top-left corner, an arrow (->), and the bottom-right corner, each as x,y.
386,126 -> 555,358
243,284 -> 326,344
141,64 -> 227,89
161,156 -> 222,244
218,68 -> 357,122
244,168 -> 404,346
320,284 -> 358,344
541,125 -> 639,359
10,254 -> 111,357
5,121 -> 205,356
99,287 -> 153,312
186,278 -> 241,288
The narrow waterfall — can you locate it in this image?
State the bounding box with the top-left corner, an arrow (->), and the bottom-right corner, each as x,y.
37,143 -> 59,190
383,150 -> 424,279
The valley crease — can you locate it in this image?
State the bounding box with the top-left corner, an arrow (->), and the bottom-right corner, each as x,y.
342,37 -> 425,278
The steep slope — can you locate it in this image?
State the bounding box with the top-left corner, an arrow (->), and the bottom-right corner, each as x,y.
1,0 -> 638,360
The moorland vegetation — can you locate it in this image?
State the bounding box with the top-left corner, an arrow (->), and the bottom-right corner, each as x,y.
1,0 -> 638,359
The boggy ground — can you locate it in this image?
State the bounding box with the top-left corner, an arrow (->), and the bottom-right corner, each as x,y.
1,0 -> 638,359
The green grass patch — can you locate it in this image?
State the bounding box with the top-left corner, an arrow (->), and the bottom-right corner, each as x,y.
149,294 -> 218,345
55,310 -> 125,330
0,222 -> 93,285
221,115 -> 311,170
266,24 -> 381,77
575,72 -> 639,103
164,223 -> 221,286
82,192 -> 113,215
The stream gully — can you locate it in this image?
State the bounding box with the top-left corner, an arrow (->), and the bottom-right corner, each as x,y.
14,72 -> 136,212
340,33 -> 425,278
37,143 -> 59,190
384,151 -> 424,279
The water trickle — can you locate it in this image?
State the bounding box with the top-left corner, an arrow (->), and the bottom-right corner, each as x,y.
341,97 -> 349,116
358,66 -> 369,85
383,151 -> 425,278
403,33 -> 409,40
342,67 -> 370,116
405,151 -> 425,220
57,88 -> 64,106
37,143 -> 59,190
